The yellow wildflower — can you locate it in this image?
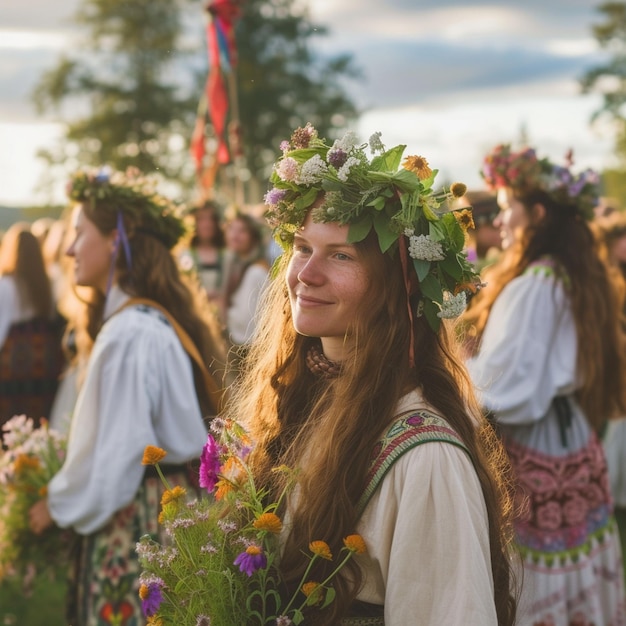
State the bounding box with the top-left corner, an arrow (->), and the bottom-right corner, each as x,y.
139,583 -> 149,600
402,155 -> 432,180
343,534 -> 367,555
301,581 -> 323,605
147,616 -> 163,626
38,485 -> 48,497
142,446 -> 167,465
309,540 -> 332,560
454,208 -> 475,232
161,485 -> 186,506
253,512 -> 283,534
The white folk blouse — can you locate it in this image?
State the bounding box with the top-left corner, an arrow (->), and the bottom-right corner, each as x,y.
352,391 -> 497,625
0,275 -> 37,349
466,267 -> 578,425
47,286 -> 207,534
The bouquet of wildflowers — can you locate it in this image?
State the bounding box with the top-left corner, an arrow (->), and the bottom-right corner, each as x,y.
0,415 -> 70,583
137,418 -> 367,625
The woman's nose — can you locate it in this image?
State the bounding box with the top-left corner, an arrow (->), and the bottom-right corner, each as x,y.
297,256 -> 324,286
492,211 -> 503,229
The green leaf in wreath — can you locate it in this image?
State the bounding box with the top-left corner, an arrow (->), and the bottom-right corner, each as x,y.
423,298 -> 442,332
347,215 -> 373,243
419,273 -> 444,304
413,258 -> 431,282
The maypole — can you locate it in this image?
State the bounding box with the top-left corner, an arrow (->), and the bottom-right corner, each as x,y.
191,0 -> 243,205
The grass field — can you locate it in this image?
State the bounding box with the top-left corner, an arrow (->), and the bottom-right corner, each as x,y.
0,574 -> 67,625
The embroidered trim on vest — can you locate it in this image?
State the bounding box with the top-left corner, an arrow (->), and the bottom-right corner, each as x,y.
357,409 -> 470,516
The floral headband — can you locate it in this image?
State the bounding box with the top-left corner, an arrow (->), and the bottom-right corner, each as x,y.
263,124 -> 482,332
481,144 -> 600,221
67,167 -> 186,250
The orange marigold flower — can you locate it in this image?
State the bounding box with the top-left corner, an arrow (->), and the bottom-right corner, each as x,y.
214,479 -> 233,501
301,581 -> 323,605
450,182 -> 467,198
309,540 -> 332,560
402,155 -> 432,180
139,583 -> 149,600
38,485 -> 48,497
454,208 -> 475,232
344,534 -> 367,555
161,485 -> 186,506
142,446 -> 167,466
253,512 -> 283,534
14,454 -> 40,475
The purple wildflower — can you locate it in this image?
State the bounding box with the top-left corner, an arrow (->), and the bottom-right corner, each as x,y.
264,188 -> 288,206
141,581 -> 164,617
234,545 -> 267,576
327,147 -> 348,168
198,434 -> 221,493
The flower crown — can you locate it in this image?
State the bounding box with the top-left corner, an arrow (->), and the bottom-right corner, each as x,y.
263,124 -> 481,331
480,144 -> 600,221
66,167 -> 186,249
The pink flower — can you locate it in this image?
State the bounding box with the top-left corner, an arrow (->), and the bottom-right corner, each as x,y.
276,157 -> 299,182
199,434 -> 221,493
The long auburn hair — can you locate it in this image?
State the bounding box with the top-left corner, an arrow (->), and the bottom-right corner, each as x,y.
0,222 -> 53,319
72,201 -> 229,415
224,231 -> 517,625
463,189 -> 626,430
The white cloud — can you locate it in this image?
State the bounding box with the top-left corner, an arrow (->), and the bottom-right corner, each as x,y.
0,29 -> 70,51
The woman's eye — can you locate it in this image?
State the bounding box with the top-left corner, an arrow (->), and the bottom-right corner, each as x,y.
335,252 -> 352,261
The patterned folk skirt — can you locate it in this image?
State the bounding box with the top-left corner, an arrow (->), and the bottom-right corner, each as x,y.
503,398 -> 626,626
66,469 -> 194,626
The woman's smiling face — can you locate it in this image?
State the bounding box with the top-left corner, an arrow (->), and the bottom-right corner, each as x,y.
286,212 -> 370,361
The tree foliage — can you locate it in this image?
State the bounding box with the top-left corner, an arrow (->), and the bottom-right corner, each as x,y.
580,2 -> 626,165
232,0 -> 361,194
33,0 -> 361,202
34,0 -> 197,181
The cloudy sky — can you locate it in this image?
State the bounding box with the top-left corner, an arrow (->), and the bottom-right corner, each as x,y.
0,0 -> 616,206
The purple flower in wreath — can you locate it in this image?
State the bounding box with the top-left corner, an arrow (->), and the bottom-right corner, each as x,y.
199,433 -> 221,493
139,581 -> 164,617
234,545 -> 267,576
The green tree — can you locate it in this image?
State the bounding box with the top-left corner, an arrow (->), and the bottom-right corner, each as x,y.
33,0 -> 361,202
230,0 -> 361,199
34,0 -> 198,183
580,2 -> 626,205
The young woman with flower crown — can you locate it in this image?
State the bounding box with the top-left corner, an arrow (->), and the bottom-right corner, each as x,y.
222,125 -> 518,625
463,145 -> 626,625
27,167 -> 227,625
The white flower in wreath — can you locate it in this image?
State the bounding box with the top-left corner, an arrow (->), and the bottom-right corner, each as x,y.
437,291 -> 467,319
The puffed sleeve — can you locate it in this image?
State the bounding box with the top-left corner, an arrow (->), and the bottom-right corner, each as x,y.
465,270 -> 577,425
47,308 -> 207,534
227,263 -> 268,345
356,442 -> 497,625
0,277 -> 18,348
